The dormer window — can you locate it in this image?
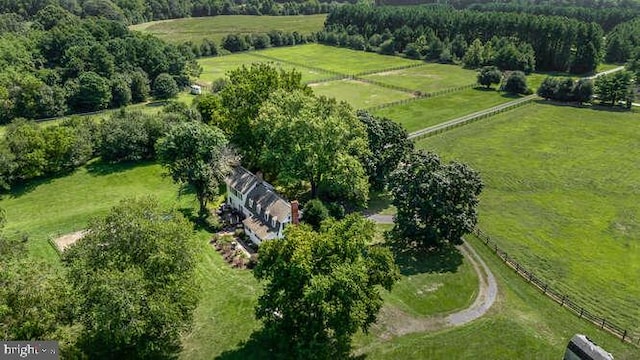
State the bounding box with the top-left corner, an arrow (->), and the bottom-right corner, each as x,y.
264,210 -> 270,221
272,216 -> 277,228
248,199 -> 254,208
256,204 -> 261,214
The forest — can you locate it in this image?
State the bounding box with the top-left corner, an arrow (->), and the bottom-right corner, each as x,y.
0,6 -> 198,123
324,5 -> 603,73
0,0 -> 347,24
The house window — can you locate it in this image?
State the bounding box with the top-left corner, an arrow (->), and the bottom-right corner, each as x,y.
264,211 -> 269,221
271,217 -> 277,228
248,199 -> 254,208
257,204 -> 261,213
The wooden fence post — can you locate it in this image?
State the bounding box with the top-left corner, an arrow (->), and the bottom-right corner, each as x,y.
622,330 -> 626,342
601,318 -> 606,329
561,295 -> 566,306
579,308 -> 584,318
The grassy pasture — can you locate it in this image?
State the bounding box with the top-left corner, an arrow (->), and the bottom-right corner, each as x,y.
0,161 -> 193,262
129,15 -> 326,44
354,234 -> 638,359
361,63 -> 477,93
310,79 -> 414,109
373,88 -> 520,132
256,44 -> 421,75
197,53 -> 332,85
416,103 -> 640,338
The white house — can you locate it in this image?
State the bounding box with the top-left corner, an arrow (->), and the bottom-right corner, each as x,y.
225,166 -> 299,245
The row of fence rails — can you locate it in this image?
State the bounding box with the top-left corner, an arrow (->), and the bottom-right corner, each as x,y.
472,228 -> 639,345
248,52 -> 346,77
364,84 -> 480,112
407,95 -> 536,140
352,61 -> 430,77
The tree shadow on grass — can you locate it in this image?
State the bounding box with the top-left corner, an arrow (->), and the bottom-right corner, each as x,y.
387,235 -> 463,276
363,190 -> 394,216
216,328 -> 368,360
86,159 -> 155,176
6,176 -> 55,199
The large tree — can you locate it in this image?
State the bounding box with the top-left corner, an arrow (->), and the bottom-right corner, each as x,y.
595,71 -> 634,107
196,63 -> 312,169
63,197 -> 199,359
156,121 -> 236,215
477,66 -> 502,89
390,151 -> 483,249
254,215 -> 399,359
357,110 -> 413,190
256,90 -> 370,206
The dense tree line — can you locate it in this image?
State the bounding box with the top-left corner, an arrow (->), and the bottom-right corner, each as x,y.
467,3 -> 639,32
605,18 -> 640,63
0,6 -> 197,124
324,5 -> 603,73
379,0 -> 640,10
537,77 -> 594,103
0,105 -> 198,191
0,0 -> 345,25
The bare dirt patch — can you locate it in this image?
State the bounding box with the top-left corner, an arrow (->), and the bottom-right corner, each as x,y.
53,230 -> 86,252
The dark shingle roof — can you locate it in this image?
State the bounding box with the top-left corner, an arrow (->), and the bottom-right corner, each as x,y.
226,166 -> 259,195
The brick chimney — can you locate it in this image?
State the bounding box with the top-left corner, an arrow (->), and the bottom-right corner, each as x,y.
256,171 -> 263,182
291,200 -> 299,225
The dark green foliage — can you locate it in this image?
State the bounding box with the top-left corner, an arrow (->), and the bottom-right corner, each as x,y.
222,34 -> 250,52
594,71 -> 634,107
156,121 -> 235,215
477,66 -> 502,89
378,39 -> 395,55
254,215 -> 399,359
63,197 -> 199,359
605,18 -> 640,63
573,79 -> 594,104
1,233 -> 72,343
255,90 -> 370,206
357,110 -> 413,190
110,74 -> 132,107
390,151 -> 483,249
98,110 -> 166,162
503,71 -> 529,95
153,73 -> 179,100
325,5 -> 601,73
130,70 -> 150,103
302,199 -> 329,230
198,63 -> 312,169
67,71 -> 112,112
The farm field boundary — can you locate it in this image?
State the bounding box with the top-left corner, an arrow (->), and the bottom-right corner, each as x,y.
407,94 -> 536,140
473,228 -> 639,346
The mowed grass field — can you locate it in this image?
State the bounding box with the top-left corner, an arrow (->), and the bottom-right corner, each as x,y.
0,160 -> 480,359
129,15 -> 326,43
416,103 -> 640,338
197,53 -> 332,85
373,88 -> 520,132
310,79 -> 414,109
361,64 -> 477,93
256,44 -> 421,75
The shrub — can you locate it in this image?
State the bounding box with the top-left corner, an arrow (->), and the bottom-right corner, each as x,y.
153,73 -> 179,100
302,199 -> 330,230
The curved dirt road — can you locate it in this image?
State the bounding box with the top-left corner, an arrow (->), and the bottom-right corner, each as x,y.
367,214 -> 497,337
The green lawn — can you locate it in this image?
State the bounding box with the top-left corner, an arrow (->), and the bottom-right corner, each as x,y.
374,88 -> 520,132
197,53 -> 332,86
256,44 -> 422,75
361,63 -> 477,93
354,235 -> 638,359
129,15 -> 326,44
0,161 -> 194,261
310,79 -> 414,109
416,103 -> 640,339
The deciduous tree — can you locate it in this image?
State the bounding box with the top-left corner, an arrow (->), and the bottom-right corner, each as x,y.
477,66 -> 502,89
63,197 -> 199,359
256,90 -> 370,206
156,121 -> 236,215
254,215 -> 399,358
390,151 -> 483,249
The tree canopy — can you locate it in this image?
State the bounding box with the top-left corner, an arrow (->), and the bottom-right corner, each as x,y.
196,63 -> 311,169
254,215 -> 399,359
390,151 -> 483,249
255,89 -> 370,206
156,121 -> 236,215
63,197 -> 199,359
